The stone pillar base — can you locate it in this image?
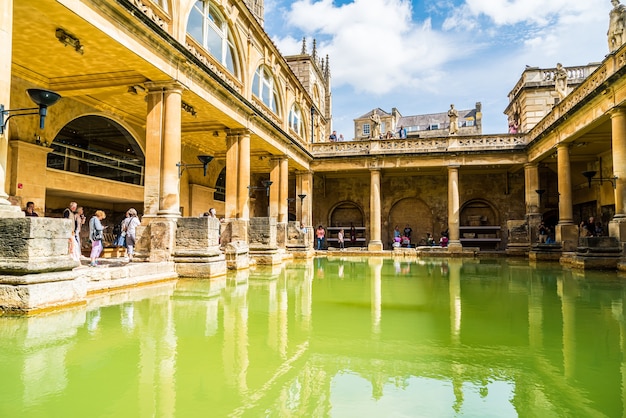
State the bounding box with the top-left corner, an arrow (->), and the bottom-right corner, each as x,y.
224,241 -> 249,270
448,241 -> 463,253
0,218 -> 78,274
367,240 -> 383,251
609,217 -> 626,243
173,217 -> 225,277
134,217 -> 178,263
529,243 -> 563,262
249,250 -> 283,265
556,224 -> 578,252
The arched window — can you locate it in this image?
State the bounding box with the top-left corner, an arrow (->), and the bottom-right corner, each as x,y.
189,1 -> 237,75
252,65 -> 279,114
47,116 -> 145,185
214,167 -> 226,201
289,104 -> 303,136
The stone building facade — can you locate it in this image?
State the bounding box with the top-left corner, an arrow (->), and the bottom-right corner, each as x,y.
1,0 -> 626,271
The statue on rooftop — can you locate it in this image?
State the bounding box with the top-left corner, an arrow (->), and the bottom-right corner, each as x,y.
608,0 -> 626,52
448,104 -> 459,135
369,109 -> 381,139
555,63 -> 568,101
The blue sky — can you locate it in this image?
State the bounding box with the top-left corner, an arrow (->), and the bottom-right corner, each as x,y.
264,0 -> 611,138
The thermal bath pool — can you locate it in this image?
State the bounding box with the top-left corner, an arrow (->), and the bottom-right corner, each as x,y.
0,257 -> 624,417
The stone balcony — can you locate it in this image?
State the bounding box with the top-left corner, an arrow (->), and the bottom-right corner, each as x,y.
310,133 -> 527,157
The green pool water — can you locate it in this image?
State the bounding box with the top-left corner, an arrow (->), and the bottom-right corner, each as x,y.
1,257 -> 625,417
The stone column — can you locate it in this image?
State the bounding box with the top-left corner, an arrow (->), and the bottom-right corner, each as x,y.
525,163 -> 542,244
0,0 -> 22,217
136,81 -> 184,262
609,108 -> 626,243
269,158 -> 280,219
368,168 -> 383,251
143,83 -> 165,217
224,132 -> 239,219
447,165 -> 462,250
296,170 -> 313,227
158,83 -> 183,217
556,143 -> 578,251
237,131 -> 250,221
279,156 -> 288,223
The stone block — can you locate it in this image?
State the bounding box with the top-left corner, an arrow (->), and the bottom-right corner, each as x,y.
0,218 -> 78,274
249,217 -> 277,250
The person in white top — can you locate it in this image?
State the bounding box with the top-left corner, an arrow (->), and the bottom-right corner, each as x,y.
123,208 -> 141,262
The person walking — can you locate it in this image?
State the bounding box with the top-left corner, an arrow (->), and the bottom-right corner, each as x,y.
123,208 -> 141,262
338,228 -> 345,250
89,210 -> 106,267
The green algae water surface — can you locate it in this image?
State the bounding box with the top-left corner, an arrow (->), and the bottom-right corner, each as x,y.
1,257 -> 625,417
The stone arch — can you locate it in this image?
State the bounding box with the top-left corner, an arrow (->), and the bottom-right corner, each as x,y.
329,201 -> 364,228
48,115 -> 145,185
388,198 -> 434,246
460,199 -> 499,226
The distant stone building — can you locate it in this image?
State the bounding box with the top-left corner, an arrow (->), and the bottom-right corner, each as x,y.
353,104 -> 482,140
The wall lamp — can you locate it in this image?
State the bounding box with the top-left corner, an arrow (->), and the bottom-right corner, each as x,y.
56,28 -> 84,55
298,194 -> 307,204
177,155 -> 213,177
0,89 -> 62,135
535,189 -> 559,203
248,180 -> 273,197
582,170 -> 618,189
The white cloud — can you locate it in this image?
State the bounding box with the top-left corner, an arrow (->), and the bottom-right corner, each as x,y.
267,0 -> 613,136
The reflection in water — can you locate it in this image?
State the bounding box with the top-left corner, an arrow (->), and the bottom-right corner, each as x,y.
1,259 -> 626,416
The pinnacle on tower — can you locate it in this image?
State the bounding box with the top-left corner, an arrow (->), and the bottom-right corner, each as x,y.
301,37 -> 307,55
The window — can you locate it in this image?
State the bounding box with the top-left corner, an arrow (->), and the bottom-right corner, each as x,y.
380,122 -> 386,133
363,124 -> 370,136
214,167 -> 226,201
466,119 -> 475,127
189,1 -> 237,75
289,104 -> 303,136
252,65 -> 279,114
47,116 -> 145,185
430,123 -> 439,130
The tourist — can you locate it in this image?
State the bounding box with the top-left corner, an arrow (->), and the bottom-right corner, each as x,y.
338,228 -> 345,250
338,134 -> 344,141
24,201 -> 38,217
89,210 -> 106,267
329,131 -> 337,142
64,201 -> 78,261
579,220 -> 592,238
394,225 -> 401,240
398,125 -> 407,139
316,225 -> 325,250
587,216 -> 596,236
538,221 -> 549,243
403,224 -> 413,240
350,223 -> 357,245
595,221 -> 604,236
440,235 -> 449,247
72,206 -> 86,260
123,208 -> 141,262
426,233 -> 435,246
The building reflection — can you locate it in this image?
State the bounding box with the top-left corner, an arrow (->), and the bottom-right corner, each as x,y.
3,259 -> 626,416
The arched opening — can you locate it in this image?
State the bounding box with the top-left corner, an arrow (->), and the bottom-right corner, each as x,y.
47,115 -> 144,185
388,198 -> 434,247
460,199 -> 498,226
328,201 -> 365,247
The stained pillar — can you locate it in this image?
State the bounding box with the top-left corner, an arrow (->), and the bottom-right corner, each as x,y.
448,165 -> 462,250
224,133 -> 239,219
270,158 -> 280,219
368,168 -> 383,251
296,170 -> 312,227
556,143 -> 578,251
525,163 -> 542,244
158,83 -> 183,217
609,108 -> 626,242
237,131 -> 250,221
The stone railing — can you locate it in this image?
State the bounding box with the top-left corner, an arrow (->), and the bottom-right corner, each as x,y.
310,134 -> 527,156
